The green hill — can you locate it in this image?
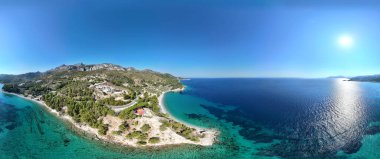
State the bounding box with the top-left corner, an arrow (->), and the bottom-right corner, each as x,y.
0,63 -> 183,133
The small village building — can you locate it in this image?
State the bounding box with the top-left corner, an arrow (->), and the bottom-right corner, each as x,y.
136,108 -> 145,115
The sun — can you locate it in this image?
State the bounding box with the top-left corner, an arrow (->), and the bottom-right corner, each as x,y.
338,35 -> 354,48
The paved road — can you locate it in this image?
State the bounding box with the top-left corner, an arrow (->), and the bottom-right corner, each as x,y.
107,97 -> 138,113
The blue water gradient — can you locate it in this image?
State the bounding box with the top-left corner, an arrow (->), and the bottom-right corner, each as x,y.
163,78 -> 380,158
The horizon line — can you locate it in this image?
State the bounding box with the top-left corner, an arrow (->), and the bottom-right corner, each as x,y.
0,63 -> 377,79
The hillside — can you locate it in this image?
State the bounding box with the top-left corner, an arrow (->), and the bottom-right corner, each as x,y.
0,63 -> 182,96
0,63 -> 214,146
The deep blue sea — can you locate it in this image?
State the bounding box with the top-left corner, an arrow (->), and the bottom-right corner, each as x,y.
163,78 -> 380,158
2,78 -> 380,158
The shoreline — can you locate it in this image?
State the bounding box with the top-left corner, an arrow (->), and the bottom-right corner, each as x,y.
158,86 -> 213,130
158,87 -> 185,114
1,87 -> 217,147
0,90 -> 103,140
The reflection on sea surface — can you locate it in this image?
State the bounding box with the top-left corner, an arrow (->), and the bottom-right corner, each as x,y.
325,79 -> 366,154
169,78 -> 380,158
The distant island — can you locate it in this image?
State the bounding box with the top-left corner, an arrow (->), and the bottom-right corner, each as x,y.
0,63 -> 216,147
348,74 -> 380,82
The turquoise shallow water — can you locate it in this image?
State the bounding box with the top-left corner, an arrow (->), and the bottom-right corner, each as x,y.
0,91 -> 131,159
0,83 -> 265,159
3,78 -> 380,158
163,90 -> 279,159
0,92 -> 243,159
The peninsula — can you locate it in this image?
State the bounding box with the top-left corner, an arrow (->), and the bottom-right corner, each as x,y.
349,74 -> 380,82
0,63 -> 216,147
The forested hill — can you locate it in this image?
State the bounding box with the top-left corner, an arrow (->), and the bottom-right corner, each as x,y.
0,63 -> 183,122
0,64 -> 204,142
0,63 -> 182,96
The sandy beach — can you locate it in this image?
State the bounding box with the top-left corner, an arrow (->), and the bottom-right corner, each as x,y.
157,86 -> 216,134
1,88 -> 217,147
158,87 -> 185,114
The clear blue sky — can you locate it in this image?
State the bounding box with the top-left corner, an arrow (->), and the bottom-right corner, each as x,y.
1,0 -> 380,77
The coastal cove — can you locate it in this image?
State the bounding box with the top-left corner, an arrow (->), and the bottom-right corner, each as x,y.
2,1 -> 380,158
0,83 -> 223,159
0,63 -> 219,150
0,88 -> 216,147
3,78 -> 380,158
